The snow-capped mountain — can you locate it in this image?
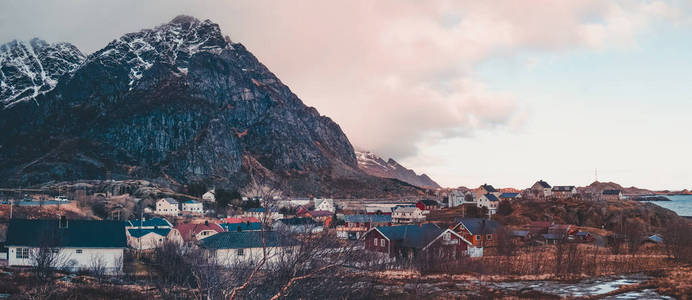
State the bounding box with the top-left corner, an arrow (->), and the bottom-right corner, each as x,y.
0,16 -> 423,198
356,150 -> 440,189
0,38 -> 85,108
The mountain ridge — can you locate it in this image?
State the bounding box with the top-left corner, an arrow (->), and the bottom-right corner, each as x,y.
356,150 -> 440,189
0,15 -> 423,198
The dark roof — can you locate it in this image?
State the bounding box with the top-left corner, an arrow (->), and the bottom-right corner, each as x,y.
200,231 -> 294,249
308,210 -> 333,217
220,222 -> 262,232
6,219 -> 127,248
375,224 -> 442,249
499,193 -> 520,198
536,180 -> 551,188
418,199 -> 439,206
127,218 -> 171,228
602,189 -> 622,195
454,218 -> 499,235
552,186 -> 576,191
344,215 -> 391,223
246,208 -> 265,213
278,218 -> 317,226
161,198 -> 178,204
484,194 -> 500,202
481,184 -> 497,192
128,228 -> 171,238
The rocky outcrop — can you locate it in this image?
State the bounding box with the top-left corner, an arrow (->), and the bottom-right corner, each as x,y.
0,16 -> 421,198
356,150 -> 440,189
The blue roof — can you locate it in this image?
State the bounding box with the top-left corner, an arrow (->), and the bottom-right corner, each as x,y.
603,189 -> 622,195
542,233 -> 564,240
200,231 -> 294,249
484,194 -> 500,202
277,217 -> 317,226
127,218 -> 171,228
648,234 -> 663,243
344,215 -> 392,223
500,193 -> 520,198
128,228 -> 171,238
481,184 -> 497,192
511,230 -> 530,237
220,222 -> 262,232
6,219 -> 127,248
184,200 -> 201,204
374,224 -> 442,249
247,208 -> 265,213
454,218 -> 499,235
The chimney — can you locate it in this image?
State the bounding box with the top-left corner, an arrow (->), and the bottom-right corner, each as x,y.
59,216 -> 68,229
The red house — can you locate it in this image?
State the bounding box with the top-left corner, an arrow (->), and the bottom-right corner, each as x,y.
364,224 -> 474,258
416,199 -> 440,211
451,218 -> 499,247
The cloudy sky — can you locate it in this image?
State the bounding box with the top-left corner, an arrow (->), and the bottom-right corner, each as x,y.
2,0 -> 691,190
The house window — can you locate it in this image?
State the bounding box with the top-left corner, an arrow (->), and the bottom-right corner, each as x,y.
443,232 -> 451,241
50,248 -> 59,255
237,249 -> 244,256
374,238 -> 378,246
76,249 -> 83,254
380,239 -> 385,247
475,235 -> 481,241
16,248 -> 29,259
487,234 -> 492,240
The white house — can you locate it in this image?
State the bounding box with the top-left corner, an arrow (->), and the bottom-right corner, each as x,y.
156,198 -> 179,216
313,198 -> 336,212
182,200 -> 204,214
244,208 -> 284,221
200,231 -> 297,267
391,206 -> 425,223
477,194 -> 500,215
5,218 -> 126,274
202,190 -> 216,202
125,218 -> 182,250
448,189 -> 475,207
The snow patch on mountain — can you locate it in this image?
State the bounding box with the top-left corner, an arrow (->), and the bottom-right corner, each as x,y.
356,150 -> 441,189
0,38 -> 84,108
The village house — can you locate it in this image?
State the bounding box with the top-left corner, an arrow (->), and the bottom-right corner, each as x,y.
551,186 -> 578,198
392,206 -> 425,223
474,184 -> 501,200
499,192 -> 521,201
416,199 -> 440,211
199,231 -> 297,266
337,214 -> 392,240
272,217 -> 324,234
313,198 -> 336,212
182,200 -> 204,214
5,218 -> 126,274
364,223 -> 479,259
175,221 -> 224,244
244,207 -> 284,221
156,198 -> 179,216
125,218 -> 183,250
451,218 -> 499,248
202,189 -> 215,202
529,180 -> 552,198
602,189 -> 624,200
477,194 -> 500,215
448,189 -> 475,207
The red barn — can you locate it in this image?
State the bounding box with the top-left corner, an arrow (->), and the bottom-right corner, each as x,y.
416,199 -> 440,211
364,224 -> 474,258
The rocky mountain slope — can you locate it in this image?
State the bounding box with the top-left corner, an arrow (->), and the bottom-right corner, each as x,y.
356,150 -> 440,189
0,15 -> 422,198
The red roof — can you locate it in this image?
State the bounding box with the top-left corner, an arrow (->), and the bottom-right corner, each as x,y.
224,217 -> 260,224
175,222 -> 223,242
